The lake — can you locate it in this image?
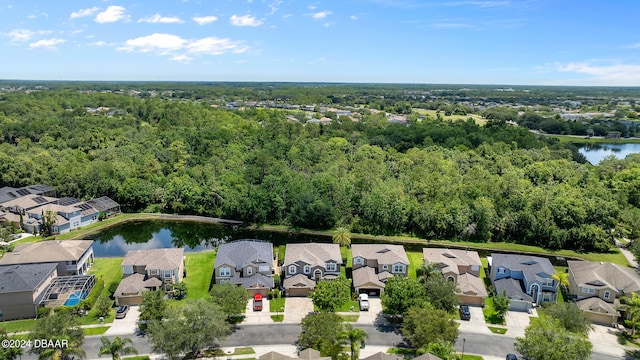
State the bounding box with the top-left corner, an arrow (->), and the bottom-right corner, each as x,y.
578,142 -> 640,164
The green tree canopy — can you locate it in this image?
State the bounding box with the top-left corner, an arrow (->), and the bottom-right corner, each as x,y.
423,274 -> 459,313
515,318 -> 592,360
540,303 -> 593,336
98,336 -> 138,360
310,277 -> 351,312
209,283 -> 249,317
298,311 -> 345,359
139,290 -> 166,323
381,276 -> 427,315
29,313 -> 85,360
402,303 -> 459,349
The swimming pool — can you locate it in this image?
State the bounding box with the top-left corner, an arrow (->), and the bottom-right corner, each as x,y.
64,290 -> 89,306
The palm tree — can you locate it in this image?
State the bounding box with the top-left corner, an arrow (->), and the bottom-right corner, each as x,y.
98,336 -> 138,360
619,292 -> 640,335
552,271 -> 570,302
332,227 -> 351,248
38,336 -> 85,360
342,324 -> 368,360
417,262 -> 441,287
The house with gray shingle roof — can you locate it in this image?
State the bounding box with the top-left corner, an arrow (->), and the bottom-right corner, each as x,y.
352,244 -> 409,296
0,263 -> 58,320
490,253 -> 557,311
568,260 -> 640,326
283,243 -> 342,296
423,248 -> 487,306
214,240 -> 274,295
0,240 -> 94,276
114,248 -> 185,305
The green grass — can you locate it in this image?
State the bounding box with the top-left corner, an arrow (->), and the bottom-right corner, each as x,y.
208,347 -> 255,356
488,326 -> 508,334
78,307 -> 115,326
413,108 -> 487,125
269,296 -> 285,313
89,257 -> 123,285
460,355 -> 484,360
83,326 -> 110,335
482,297 -> 505,325
339,315 -> 360,322
387,348 -> 417,356
406,251 -> 423,279
548,134 -> 640,144
340,247 -> 353,268
278,245 -> 286,266
335,297 -> 360,312
122,356 -> 150,360
183,250 -> 216,300
0,319 -> 37,333
270,315 -> 284,322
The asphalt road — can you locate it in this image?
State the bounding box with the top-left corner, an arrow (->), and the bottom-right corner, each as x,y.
18,324 -> 625,360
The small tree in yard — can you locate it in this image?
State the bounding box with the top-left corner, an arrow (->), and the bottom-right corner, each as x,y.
493,290 -> 510,321
381,276 -> 427,315
209,283 -> 249,317
95,294 -> 113,318
515,317 -> 592,360
139,290 -> 166,323
310,277 -> 351,312
98,336 -> 138,360
298,311 -> 346,360
402,302 -> 459,350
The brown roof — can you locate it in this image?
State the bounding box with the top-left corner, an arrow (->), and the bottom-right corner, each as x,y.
576,297 -> 620,317
283,273 -> 316,289
413,353 -> 443,360
114,273 -> 162,297
422,248 -> 481,276
457,273 -> 488,297
568,260 -> 640,295
352,266 -> 385,289
352,244 -> 409,266
122,248 -> 184,270
1,194 -> 57,209
360,352 -> 403,360
298,348 -> 329,360
283,243 -> 342,268
0,240 -> 93,265
258,352 -> 294,360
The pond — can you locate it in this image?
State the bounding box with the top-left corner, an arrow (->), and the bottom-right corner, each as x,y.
85,219 -> 569,266
578,142 -> 640,164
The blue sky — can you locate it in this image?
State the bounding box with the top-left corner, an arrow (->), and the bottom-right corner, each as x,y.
1,0 -> 639,85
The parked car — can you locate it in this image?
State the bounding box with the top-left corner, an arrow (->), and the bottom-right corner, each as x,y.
253,294 -> 263,311
358,293 -> 369,311
459,305 -> 471,320
506,355 -> 518,360
115,305 -> 129,319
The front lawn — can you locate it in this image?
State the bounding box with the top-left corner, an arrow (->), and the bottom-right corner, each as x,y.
183,250 -> 216,300
269,296 -> 286,313
482,297 -> 505,325
339,315 -> 359,322
83,326 -> 110,335
487,326 -> 507,334
0,319 -> 37,333
406,251 -> 423,279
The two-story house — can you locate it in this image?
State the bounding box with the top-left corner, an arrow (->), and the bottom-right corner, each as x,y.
490,253 -> 557,311
0,240 -> 94,276
283,243 -> 342,297
568,260 -> 640,326
423,248 -> 487,306
114,248 -> 185,306
213,240 -> 274,296
351,244 -> 409,296
0,263 -> 58,320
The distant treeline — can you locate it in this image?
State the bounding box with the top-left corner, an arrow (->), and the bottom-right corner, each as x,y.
1,87 -> 640,253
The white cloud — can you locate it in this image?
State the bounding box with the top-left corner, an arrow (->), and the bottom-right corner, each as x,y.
554,61 -> 640,86
89,41 -> 107,46
6,29 -> 35,42
230,14 -> 263,27
192,15 -> 218,25
308,5 -> 317,10
29,38 -> 65,50
445,1 -> 511,7
28,14 -> 37,19
350,15 -> 358,20
70,7 -> 99,19
118,33 -> 249,59
267,0 -> 282,15
311,11 -> 331,20
95,6 -> 128,24
138,14 -> 184,24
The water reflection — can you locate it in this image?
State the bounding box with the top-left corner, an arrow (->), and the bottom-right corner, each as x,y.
578,143 -> 640,164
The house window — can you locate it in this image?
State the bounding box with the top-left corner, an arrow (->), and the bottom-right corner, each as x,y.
497,267 -> 506,274
542,278 -> 554,286
289,265 -> 297,275
326,263 -> 337,272
582,287 -> 595,294
303,265 -> 310,274
246,267 -> 253,276
220,267 -> 231,277
604,291 -> 611,300
165,270 -> 172,278
392,264 -> 405,273
354,257 -> 364,265
149,269 -> 157,275
382,264 -> 388,271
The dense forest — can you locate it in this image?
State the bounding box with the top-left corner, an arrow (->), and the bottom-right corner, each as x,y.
1,84 -> 640,253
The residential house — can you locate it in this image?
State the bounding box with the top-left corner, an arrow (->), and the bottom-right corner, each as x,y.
214,240 -> 275,296
423,248 -> 487,306
568,260 -> 640,326
0,184 -> 56,205
361,353 -> 404,360
0,263 -> 58,320
298,348 -> 330,360
490,253 -> 558,312
0,240 -> 94,276
351,244 -> 409,296
114,248 -> 185,305
283,243 -> 342,297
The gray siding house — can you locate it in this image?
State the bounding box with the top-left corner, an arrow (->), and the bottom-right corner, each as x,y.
214,240 -> 274,296
283,243 -> 342,296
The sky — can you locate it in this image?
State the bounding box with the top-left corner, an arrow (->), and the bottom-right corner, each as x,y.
1,0 -> 640,86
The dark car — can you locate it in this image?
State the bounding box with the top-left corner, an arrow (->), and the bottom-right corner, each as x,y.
506,354 -> 518,360
459,305 -> 471,320
115,305 -> 130,319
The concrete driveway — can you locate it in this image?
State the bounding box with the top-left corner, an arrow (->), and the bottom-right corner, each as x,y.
283,297 -> 313,324
504,308 -> 537,338
589,324 -> 626,358
357,298 -> 381,324
104,305 -> 140,336
456,305 -> 492,335
243,297 -> 273,324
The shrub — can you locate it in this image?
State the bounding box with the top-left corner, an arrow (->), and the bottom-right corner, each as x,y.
80,278 -> 105,310
108,281 -> 120,298
37,306 -> 51,318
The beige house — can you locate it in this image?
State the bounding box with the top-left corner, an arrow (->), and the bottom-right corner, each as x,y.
283,243 -> 342,297
0,240 -> 94,276
568,260 -> 640,326
0,263 -> 58,320
352,244 -> 409,296
214,240 -> 274,296
423,248 -> 487,306
114,248 -> 185,306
